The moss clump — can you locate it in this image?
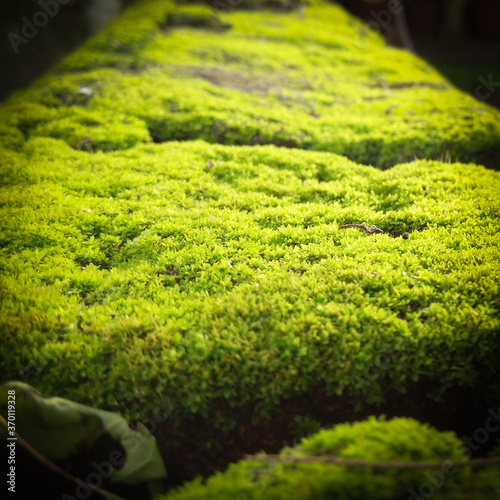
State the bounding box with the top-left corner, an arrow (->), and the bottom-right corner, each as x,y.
31,107 -> 151,152
0,124 -> 24,150
160,417 -> 500,500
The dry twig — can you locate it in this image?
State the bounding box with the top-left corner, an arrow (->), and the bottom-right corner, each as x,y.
338,222 -> 384,234
243,453 -> 500,469
0,415 -> 126,500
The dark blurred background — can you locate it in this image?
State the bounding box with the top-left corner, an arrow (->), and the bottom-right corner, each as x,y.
0,0 -> 133,101
339,0 -> 500,108
1,0 -> 499,107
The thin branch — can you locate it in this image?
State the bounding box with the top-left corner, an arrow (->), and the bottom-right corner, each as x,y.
243,453 -> 500,469
0,414 -> 127,500
338,222 -> 384,234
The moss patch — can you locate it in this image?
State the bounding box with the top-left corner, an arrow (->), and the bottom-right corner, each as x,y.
1,139 -> 499,422
160,417 -> 500,500
164,5 -> 232,31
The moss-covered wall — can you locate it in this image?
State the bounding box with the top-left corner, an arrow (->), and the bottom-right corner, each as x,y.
1,0 -> 499,497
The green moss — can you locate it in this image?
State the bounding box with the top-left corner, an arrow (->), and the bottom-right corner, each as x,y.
178,0 -> 307,11
0,125 -> 24,150
165,5 -> 232,31
31,107 -> 151,152
1,139 -> 499,419
85,0 -> 174,50
1,1 -> 498,166
160,417 -> 500,499
0,1 -> 500,496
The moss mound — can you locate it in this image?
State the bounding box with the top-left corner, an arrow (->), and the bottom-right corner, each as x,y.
1,138 -> 500,420
1,0 -> 500,497
161,417 -> 500,500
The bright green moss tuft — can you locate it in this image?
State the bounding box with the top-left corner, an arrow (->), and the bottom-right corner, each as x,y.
0,125 -> 24,150
31,108 -> 151,151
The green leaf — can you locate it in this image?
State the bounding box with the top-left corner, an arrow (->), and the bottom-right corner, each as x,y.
0,381 -> 167,488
